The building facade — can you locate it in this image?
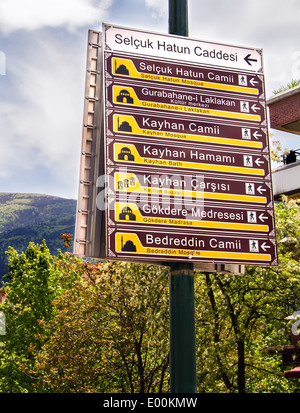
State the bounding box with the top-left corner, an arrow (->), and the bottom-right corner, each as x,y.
267,85 -> 300,200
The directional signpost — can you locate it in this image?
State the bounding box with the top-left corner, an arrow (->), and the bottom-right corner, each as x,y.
74,6 -> 278,395
102,22 -> 277,267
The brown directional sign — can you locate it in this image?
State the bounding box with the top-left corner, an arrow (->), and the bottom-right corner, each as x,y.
102,23 -> 277,266
108,199 -> 275,235
108,167 -> 273,206
106,82 -> 266,123
105,53 -> 265,96
107,228 -> 277,266
107,138 -> 270,177
106,110 -> 268,150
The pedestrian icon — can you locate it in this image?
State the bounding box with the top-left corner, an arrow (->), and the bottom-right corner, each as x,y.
239,75 -> 247,86
249,240 -> 259,252
242,128 -> 251,140
245,183 -> 255,194
244,155 -> 253,167
240,101 -> 249,112
247,211 -> 257,223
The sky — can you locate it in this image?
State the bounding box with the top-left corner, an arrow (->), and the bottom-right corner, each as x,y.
0,0 -> 300,199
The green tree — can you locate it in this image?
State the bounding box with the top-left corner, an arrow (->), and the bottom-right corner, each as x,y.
0,241 -> 64,392
31,260 -> 170,393
194,197 -> 300,393
1,199 -> 299,393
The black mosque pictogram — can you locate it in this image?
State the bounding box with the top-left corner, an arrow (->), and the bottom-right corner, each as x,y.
117,89 -> 134,104
118,147 -> 135,161
117,117 -> 132,132
121,236 -> 137,252
119,206 -> 136,221
115,60 -> 129,75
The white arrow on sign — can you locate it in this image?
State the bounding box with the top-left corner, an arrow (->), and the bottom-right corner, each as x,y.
251,103 -> 260,113
249,78 -> 259,86
253,131 -> 262,139
255,158 -> 264,166
259,213 -> 268,222
257,185 -> 267,194
261,242 -> 271,251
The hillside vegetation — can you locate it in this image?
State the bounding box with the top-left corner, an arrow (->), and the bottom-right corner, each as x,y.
0,193 -> 76,279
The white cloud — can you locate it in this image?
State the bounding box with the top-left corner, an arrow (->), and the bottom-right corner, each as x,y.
0,0 -> 113,34
188,0 -> 300,95
0,0 -> 116,197
1,0 -> 300,198
0,32 -> 88,196
145,0 -> 167,18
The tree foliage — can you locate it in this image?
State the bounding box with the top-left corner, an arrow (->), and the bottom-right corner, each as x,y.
31,260 -> 169,393
0,241 -> 63,391
194,197 -> 300,393
0,193 -> 76,280
273,79 -> 300,95
0,198 -> 299,393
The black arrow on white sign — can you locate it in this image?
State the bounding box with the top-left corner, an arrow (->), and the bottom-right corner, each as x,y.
244,54 -> 258,66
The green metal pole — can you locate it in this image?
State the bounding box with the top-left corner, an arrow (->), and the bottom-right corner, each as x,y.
169,0 -> 189,36
169,263 -> 197,393
168,0 -> 197,393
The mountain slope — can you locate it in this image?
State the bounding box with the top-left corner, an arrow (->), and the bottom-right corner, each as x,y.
0,193 -> 77,280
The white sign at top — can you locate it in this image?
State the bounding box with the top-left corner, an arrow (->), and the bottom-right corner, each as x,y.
103,23 -> 263,73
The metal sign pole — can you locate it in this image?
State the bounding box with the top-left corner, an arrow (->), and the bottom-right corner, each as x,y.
168,0 -> 197,393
